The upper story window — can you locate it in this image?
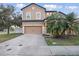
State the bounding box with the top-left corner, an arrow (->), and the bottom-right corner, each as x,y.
26,12 -> 31,20
36,12 -> 41,19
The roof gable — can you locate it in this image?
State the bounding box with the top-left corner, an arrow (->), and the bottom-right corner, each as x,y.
21,3 -> 46,10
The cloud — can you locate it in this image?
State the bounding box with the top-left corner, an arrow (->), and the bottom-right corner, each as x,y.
65,6 -> 79,10
16,3 -> 26,9
44,4 -> 62,10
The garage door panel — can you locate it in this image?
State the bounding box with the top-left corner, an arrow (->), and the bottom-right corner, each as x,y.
24,26 -> 42,34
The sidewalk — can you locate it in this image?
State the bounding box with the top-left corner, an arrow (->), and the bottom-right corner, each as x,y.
18,46 -> 79,56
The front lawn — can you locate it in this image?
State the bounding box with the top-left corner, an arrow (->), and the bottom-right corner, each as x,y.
45,35 -> 79,46
0,33 -> 22,43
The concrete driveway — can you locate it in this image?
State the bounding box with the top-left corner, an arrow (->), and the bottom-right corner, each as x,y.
0,34 -> 79,56
0,34 -> 49,56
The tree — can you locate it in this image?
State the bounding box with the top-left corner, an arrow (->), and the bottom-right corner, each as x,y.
13,13 -> 22,27
0,4 -> 15,34
46,12 -> 79,38
65,12 -> 79,35
0,5 -> 6,31
46,12 -> 66,37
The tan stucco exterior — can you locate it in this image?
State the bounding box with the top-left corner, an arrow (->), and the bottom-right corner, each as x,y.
22,4 -> 46,20
22,22 -> 44,26
22,3 -> 47,34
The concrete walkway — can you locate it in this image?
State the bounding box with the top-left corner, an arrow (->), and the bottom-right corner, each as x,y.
0,34 -> 79,56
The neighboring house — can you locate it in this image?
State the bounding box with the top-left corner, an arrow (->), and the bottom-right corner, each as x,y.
21,3 -> 65,34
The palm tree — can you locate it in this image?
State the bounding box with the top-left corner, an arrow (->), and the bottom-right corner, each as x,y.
65,12 -> 79,35
46,12 -> 79,38
46,12 -> 66,37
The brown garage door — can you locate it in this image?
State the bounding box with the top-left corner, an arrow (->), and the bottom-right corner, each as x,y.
24,26 -> 42,34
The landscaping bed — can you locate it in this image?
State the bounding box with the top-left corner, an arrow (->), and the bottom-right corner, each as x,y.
44,34 -> 79,46
0,33 -> 22,43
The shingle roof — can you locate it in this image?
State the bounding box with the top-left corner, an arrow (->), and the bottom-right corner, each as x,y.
21,3 -> 66,16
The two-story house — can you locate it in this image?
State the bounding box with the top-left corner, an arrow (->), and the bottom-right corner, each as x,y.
21,3 -> 65,34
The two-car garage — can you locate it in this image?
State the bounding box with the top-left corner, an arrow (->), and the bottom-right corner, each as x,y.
24,26 -> 42,34
22,21 -> 45,34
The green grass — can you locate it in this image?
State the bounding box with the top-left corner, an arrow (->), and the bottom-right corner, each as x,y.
0,33 -> 22,43
45,35 -> 79,46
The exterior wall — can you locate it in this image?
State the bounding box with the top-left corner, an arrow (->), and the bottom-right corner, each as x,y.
21,4 -> 50,34
22,22 -> 44,26
22,4 -> 46,20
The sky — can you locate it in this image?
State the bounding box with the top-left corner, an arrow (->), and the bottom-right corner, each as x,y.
1,3 -> 79,18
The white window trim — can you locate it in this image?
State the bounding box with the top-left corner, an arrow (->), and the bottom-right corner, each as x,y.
36,12 -> 41,20
26,12 -> 31,20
